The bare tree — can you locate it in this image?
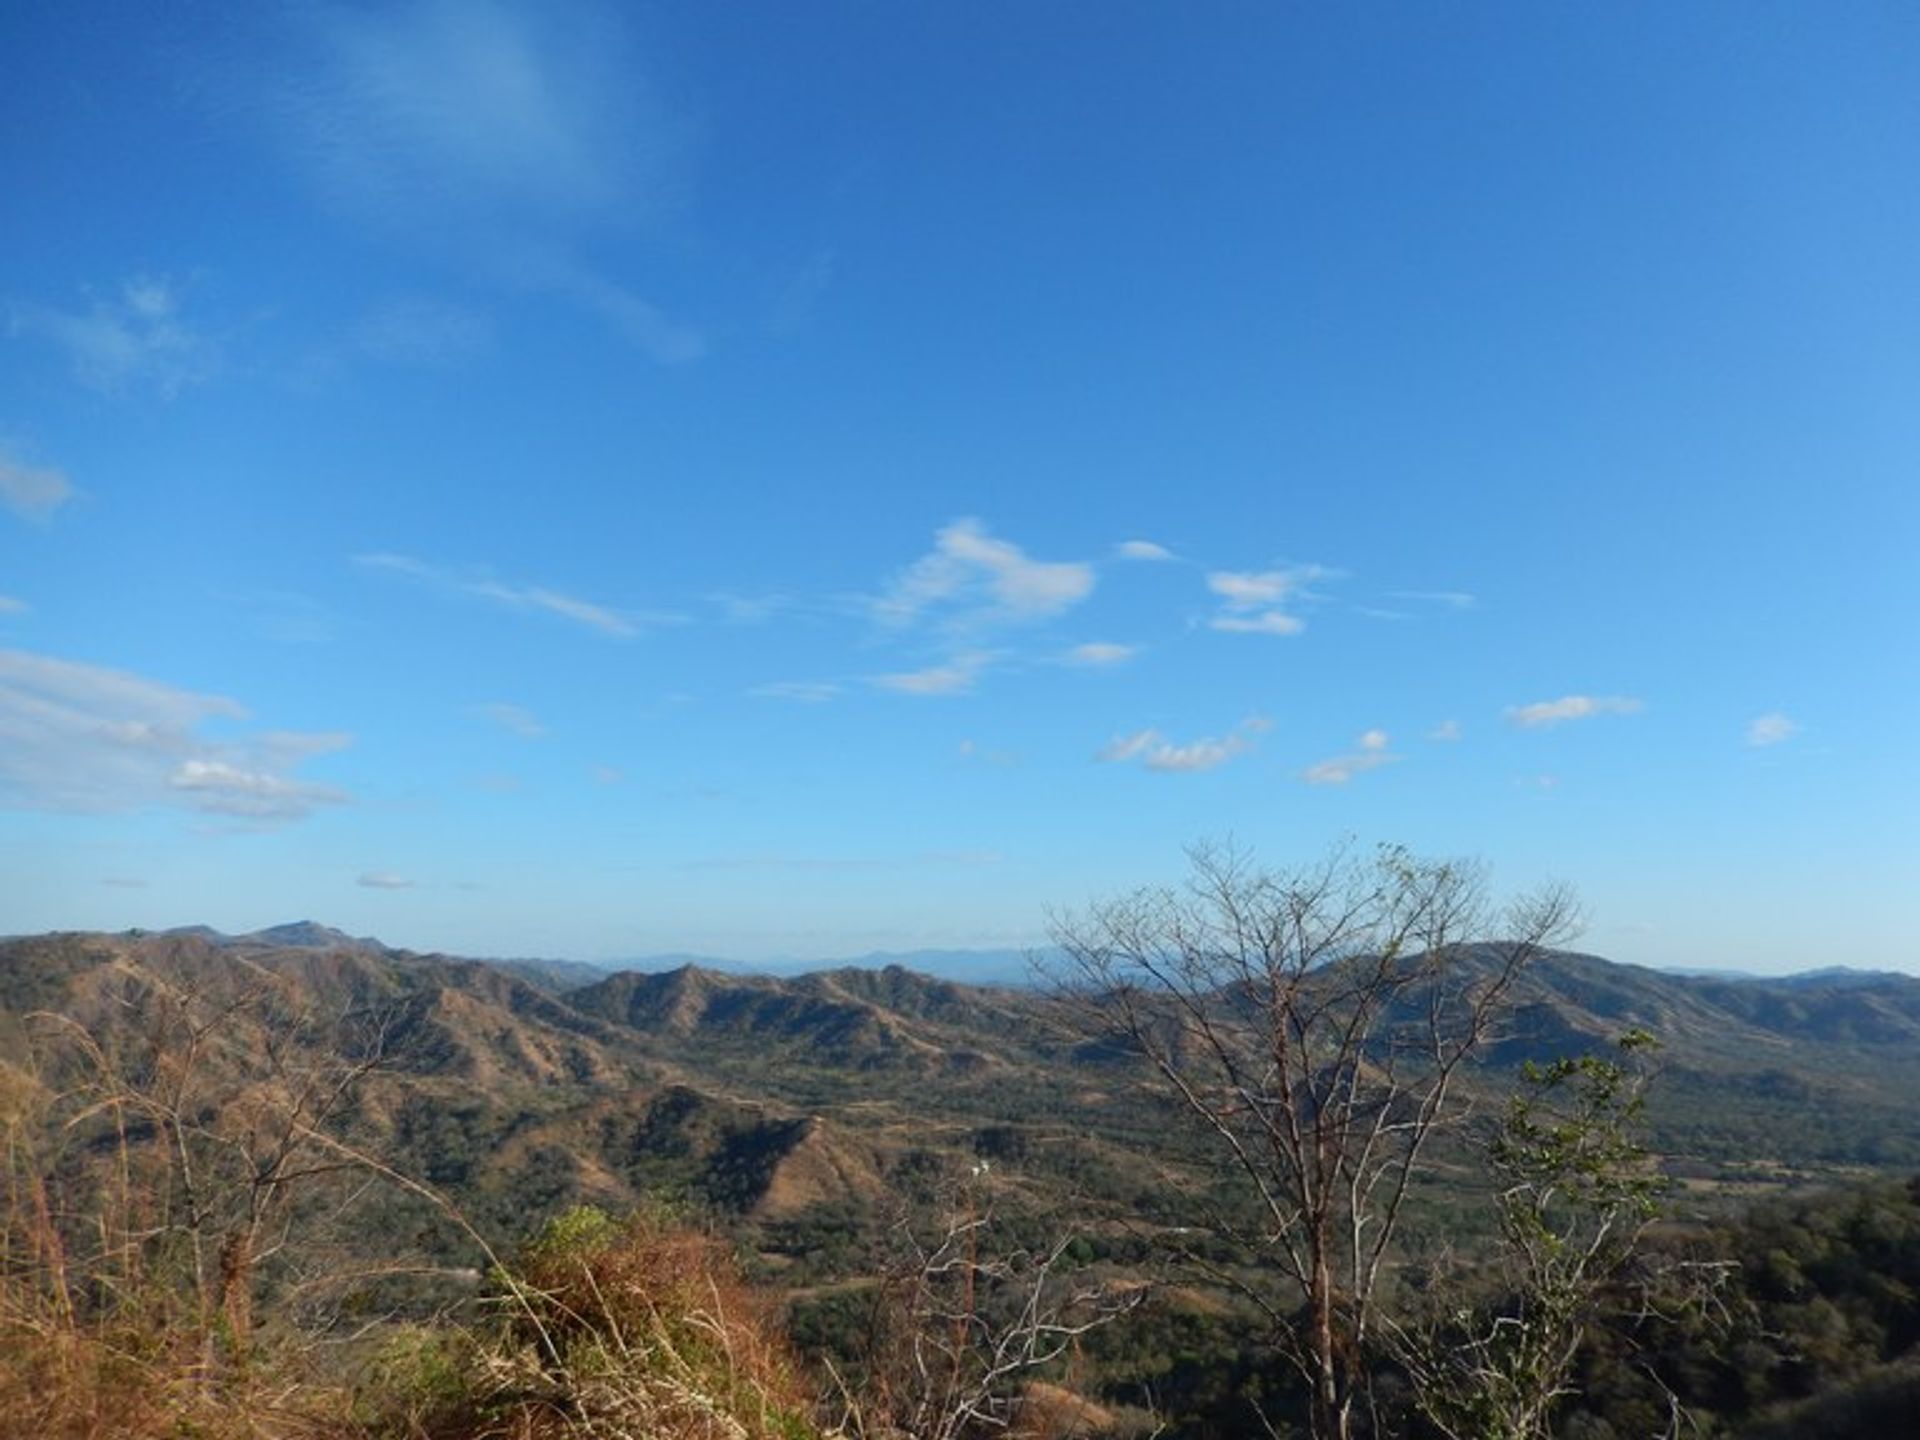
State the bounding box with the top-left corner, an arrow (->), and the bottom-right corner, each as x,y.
837,1168 -> 1141,1440
1047,840 -> 1578,1440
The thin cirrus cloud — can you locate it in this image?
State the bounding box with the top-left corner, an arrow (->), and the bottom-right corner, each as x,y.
474,701 -> 545,738
874,520 -> 1095,630
0,647 -> 348,821
1387,590 -> 1477,610
0,446 -> 77,522
355,552 -> 675,637
1065,642 -> 1135,667
351,296 -> 496,366
871,652 -> 994,697
1506,694 -> 1645,728
357,871 -> 414,889
1205,564 -> 1334,636
1302,728 -> 1400,786
265,0 -> 702,363
1098,717 -> 1266,773
0,596 -> 26,615
1115,539 -> 1176,562
8,277 -> 216,397
1746,712 -> 1799,747
751,680 -> 841,704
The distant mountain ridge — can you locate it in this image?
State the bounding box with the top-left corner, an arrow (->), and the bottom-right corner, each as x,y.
144,922 -> 1920,993
6,926 -> 1920,1245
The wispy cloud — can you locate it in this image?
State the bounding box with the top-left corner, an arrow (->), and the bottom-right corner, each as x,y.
590,764 -> 625,785
1429,719 -> 1463,742
1115,539 -> 1175,562
9,277 -> 216,396
1205,564 -> 1333,636
357,870 -> 414,889
0,596 -> 27,615
0,647 -> 348,821
751,680 -> 840,703
268,1 -> 700,362
1302,728 -> 1400,785
876,520 -> 1094,630
1065,642 -> 1135,667
474,701 -> 545,738
871,652 -> 993,697
1388,590 -> 1476,610
352,296 -> 494,365
0,447 -> 77,523
1746,712 -> 1799,747
1098,717 -> 1263,773
1506,694 -> 1645,729
356,552 -> 671,637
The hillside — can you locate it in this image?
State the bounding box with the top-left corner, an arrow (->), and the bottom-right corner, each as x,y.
8,928 -> 1920,1241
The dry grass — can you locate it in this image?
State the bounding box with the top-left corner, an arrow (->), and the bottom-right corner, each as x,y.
366,1206 -> 825,1440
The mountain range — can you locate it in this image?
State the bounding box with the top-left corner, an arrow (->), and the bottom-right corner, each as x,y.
5,923 -> 1919,1268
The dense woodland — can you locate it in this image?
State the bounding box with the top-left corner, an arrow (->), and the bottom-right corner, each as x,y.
5,900 -> 1920,1438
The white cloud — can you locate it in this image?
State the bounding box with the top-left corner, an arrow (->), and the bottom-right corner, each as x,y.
1302,730 -> 1400,786
1429,719 -> 1463,742
0,448 -> 76,522
1115,539 -> 1175,562
0,596 -> 26,615
1205,564 -> 1333,636
1097,728 -> 1161,763
750,680 -> 840,703
876,520 -> 1094,629
590,764 -> 625,785
1210,610 -> 1305,636
1065,642 -> 1135,667
0,647 -> 348,820
872,653 -> 992,697
356,552 -> 669,637
1747,712 -> 1799,747
8,277 -> 216,396
1144,736 -> 1248,773
357,870 -> 414,889
1506,694 -> 1645,728
475,701 -> 545,738
1099,718 -> 1260,773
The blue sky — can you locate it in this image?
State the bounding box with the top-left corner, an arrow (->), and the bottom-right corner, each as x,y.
2,2 -> 1915,970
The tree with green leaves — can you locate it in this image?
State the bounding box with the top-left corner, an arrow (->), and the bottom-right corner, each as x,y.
1398,1032 -> 1673,1440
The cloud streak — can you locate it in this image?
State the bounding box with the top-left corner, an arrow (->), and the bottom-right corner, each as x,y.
1302,728 -> 1400,785
1506,694 -> 1645,728
474,701 -> 545,738
871,652 -> 993,697
1065,642 -> 1135,667
9,277 -> 215,396
356,552 -> 671,637
268,0 -> 701,362
0,647 -> 348,821
1098,717 -> 1264,773
0,447 -> 77,522
1205,564 -> 1333,636
876,520 -> 1094,630
1747,712 -> 1799,747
